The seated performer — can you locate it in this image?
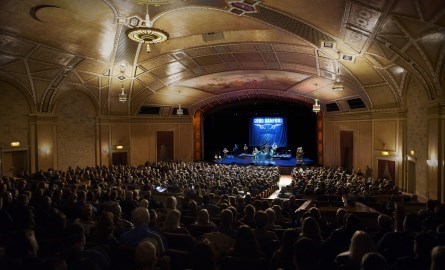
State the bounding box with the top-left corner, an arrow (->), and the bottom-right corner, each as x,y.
271,142 -> 278,157
296,147 -> 304,164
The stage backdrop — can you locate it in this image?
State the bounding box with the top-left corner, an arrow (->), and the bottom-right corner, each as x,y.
249,117 -> 287,147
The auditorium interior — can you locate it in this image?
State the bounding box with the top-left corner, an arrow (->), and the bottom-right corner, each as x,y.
0,0 -> 445,269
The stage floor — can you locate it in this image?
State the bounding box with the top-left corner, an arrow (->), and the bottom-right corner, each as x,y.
213,155 -> 313,167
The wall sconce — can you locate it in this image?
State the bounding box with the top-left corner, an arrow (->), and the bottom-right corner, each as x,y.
116,145 -> 124,150
426,159 -> 438,167
381,151 -> 389,156
410,149 -> 415,156
10,141 -> 20,147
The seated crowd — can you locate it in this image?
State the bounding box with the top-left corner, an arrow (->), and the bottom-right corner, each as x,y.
289,167 -> 399,199
0,162 -> 444,270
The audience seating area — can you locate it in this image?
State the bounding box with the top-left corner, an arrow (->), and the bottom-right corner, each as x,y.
0,161 -> 444,270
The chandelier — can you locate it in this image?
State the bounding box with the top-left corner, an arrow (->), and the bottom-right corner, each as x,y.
126,0 -> 169,52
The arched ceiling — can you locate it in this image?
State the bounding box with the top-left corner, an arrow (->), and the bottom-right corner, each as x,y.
0,0 -> 443,116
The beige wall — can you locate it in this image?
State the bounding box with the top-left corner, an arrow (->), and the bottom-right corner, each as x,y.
0,81 -> 30,148
405,77 -> 430,200
98,118 -> 194,166
323,112 -> 404,185
56,91 -> 96,170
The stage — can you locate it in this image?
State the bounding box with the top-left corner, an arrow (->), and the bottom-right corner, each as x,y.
213,155 -> 313,168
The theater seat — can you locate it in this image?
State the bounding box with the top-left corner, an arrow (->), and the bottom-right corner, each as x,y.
221,256 -> 267,270
187,224 -> 215,238
163,232 -> 196,251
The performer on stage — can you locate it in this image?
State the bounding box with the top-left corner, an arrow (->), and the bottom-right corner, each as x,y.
243,143 -> 248,154
253,147 -> 259,159
232,144 -> 239,155
296,147 -> 304,164
223,147 -> 229,158
271,142 -> 278,157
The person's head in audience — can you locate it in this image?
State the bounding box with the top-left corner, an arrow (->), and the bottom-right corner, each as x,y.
403,213 -> 420,232
165,196 -> 177,210
253,210 -> 268,230
294,237 -> 320,270
244,204 -> 255,217
196,209 -> 211,225
377,214 -> 393,232
135,240 -> 157,270
138,199 -> 149,209
360,252 -> 389,270
163,209 -> 182,231
95,211 -> 115,242
430,246 -> 445,270
345,230 -> 377,268
344,213 -> 362,234
414,231 -> 437,265
220,208 -> 234,227
104,201 -> 125,222
63,223 -> 86,251
301,216 -> 322,244
5,229 -> 39,259
231,225 -> 262,258
132,207 -> 150,227
15,207 -> 36,230
308,207 -> 321,220
336,208 -> 348,226
78,203 -> 94,222
190,238 -> 216,270
279,228 -> 299,256
148,209 -> 158,228
265,208 -> 277,227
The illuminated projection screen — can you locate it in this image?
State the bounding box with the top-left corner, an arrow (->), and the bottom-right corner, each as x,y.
249,117 -> 287,147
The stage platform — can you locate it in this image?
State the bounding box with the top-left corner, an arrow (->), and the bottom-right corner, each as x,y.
213,155 -> 313,170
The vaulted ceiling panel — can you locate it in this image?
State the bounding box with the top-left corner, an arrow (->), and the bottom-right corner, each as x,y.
0,0 -> 442,115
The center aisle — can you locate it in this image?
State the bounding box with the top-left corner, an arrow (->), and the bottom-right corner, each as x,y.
268,175 -> 292,199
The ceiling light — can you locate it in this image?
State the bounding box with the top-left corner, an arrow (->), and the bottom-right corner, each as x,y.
119,85 -> 127,103
332,61 -> 344,91
177,104 -> 184,116
333,80 -> 344,91
118,65 -> 128,103
126,1 -> 169,52
312,83 -> 321,113
313,99 -> 321,113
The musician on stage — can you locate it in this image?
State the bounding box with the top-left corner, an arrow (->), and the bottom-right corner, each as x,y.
233,144 -> 239,155
223,147 -> 229,158
253,147 -> 259,159
271,142 -> 278,157
243,144 -> 248,154
296,147 -> 304,164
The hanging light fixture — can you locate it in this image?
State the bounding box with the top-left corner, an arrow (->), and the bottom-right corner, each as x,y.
332,61 -> 344,91
119,83 -> 127,103
118,62 -> 128,103
313,99 -> 321,113
126,0 -> 169,52
177,104 -> 184,116
312,83 -> 321,113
